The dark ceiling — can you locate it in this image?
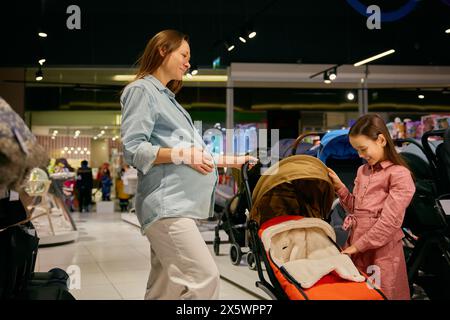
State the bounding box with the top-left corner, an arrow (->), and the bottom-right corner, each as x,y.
1,0 -> 450,68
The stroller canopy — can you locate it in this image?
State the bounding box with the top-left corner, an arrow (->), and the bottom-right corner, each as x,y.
318,129 -> 359,164
249,155 -> 335,226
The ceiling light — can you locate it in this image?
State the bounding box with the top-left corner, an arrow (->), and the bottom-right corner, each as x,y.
53,130 -> 58,135
84,147 -> 87,151
186,72 -> 193,78
70,147 -> 74,150
75,130 -> 80,135
64,147 -> 68,151
328,68 -> 337,81
38,58 -> 46,65
239,36 -> 247,43
182,75 -> 227,82
61,150 -> 65,154
446,28 -> 450,34
35,68 -> 43,81
93,137 -> 98,140
80,151 -> 84,155
191,69 -> 198,76
418,94 -> 425,99
101,130 -> 105,134
248,30 -> 256,39
87,151 -> 91,155
224,41 -> 235,52
346,92 -> 355,101
67,150 -> 71,154
51,136 -> 55,140
323,73 -> 331,84
74,150 -> 78,154
38,32 -> 47,38
354,49 -> 396,67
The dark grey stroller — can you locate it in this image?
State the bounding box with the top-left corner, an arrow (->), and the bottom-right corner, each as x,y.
395,129 -> 450,299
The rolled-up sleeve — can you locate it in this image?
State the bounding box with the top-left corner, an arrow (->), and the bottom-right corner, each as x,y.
353,167 -> 415,252
121,86 -> 160,175
336,185 -> 355,215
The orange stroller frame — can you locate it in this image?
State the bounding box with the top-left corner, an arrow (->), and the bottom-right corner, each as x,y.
243,156 -> 387,300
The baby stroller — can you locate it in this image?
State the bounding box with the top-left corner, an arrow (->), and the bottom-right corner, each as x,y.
291,130 -> 364,246
213,137 -> 315,267
396,129 -> 450,299
245,155 -> 386,300
213,161 -> 265,269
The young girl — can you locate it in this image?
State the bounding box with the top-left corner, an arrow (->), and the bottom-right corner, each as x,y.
327,114 -> 415,300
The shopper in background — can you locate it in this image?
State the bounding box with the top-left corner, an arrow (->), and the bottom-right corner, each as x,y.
121,30 -> 257,300
116,167 -> 130,212
55,158 -> 75,172
100,167 -> 112,201
76,160 -> 93,212
327,114 -> 415,300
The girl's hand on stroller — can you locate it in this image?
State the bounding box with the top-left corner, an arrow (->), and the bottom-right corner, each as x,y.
327,167 -> 345,191
341,245 -> 358,256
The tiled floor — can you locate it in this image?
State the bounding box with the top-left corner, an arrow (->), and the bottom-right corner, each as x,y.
35,211 -> 261,300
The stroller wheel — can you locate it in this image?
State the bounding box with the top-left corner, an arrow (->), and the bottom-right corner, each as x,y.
213,237 -> 220,256
230,243 -> 242,265
246,251 -> 257,270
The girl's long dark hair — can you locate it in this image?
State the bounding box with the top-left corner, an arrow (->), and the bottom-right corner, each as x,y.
349,114 -> 411,170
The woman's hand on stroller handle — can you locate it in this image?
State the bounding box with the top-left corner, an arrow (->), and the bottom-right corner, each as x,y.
216,155 -> 258,169
239,155 -> 259,170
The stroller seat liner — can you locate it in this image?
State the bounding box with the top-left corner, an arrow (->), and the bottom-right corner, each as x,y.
261,217 -> 365,289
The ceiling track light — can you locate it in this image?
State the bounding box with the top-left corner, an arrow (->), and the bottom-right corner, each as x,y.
35,68 -> 43,81
416,88 -> 425,99
328,67 -> 337,81
38,32 -> 47,38
190,65 -> 198,76
245,24 -> 256,39
309,64 -> 342,81
346,91 -> 355,101
224,41 -> 235,52
446,28 -> 450,34
239,36 -> 247,43
38,58 -> 46,65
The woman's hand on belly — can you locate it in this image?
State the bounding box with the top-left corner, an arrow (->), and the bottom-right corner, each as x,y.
181,147 -> 215,175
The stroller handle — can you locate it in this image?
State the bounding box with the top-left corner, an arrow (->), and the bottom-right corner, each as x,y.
241,161 -> 254,210
393,138 -> 425,153
290,132 -> 326,156
421,129 -> 446,171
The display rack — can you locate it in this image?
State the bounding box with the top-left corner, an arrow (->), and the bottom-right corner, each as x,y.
26,171 -> 79,246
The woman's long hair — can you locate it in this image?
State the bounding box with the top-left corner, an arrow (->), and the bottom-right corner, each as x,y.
132,29 -> 189,94
349,114 -> 410,170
